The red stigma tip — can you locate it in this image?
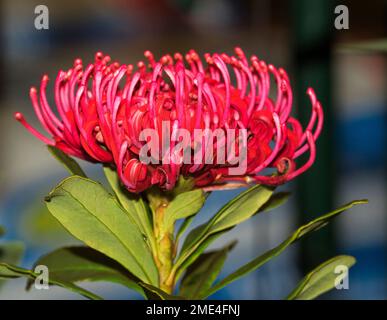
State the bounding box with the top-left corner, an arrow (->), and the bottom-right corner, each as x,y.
191,52 -> 199,60
220,53 -> 230,63
95,52 -> 103,60
259,61 -> 267,72
127,64 -> 133,74
174,53 -> 183,61
14,112 -> 23,121
74,58 -> 82,66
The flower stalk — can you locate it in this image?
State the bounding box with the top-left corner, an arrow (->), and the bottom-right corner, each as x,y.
147,190 -> 176,294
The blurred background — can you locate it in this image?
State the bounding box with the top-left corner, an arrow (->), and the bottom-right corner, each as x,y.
0,0 -> 386,299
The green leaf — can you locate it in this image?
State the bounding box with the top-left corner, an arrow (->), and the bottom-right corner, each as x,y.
175,192 -> 210,243
209,186 -> 273,233
0,262 -> 102,300
202,199 -> 368,298
179,241 -> 236,299
175,216 -> 195,243
0,241 -> 24,265
174,185 -> 274,279
26,246 -> 145,297
257,192 -> 290,214
176,230 -> 230,282
45,176 -> 158,286
0,241 -> 24,288
48,146 -> 87,177
139,283 -> 183,300
0,226 -> 4,237
170,176 -> 195,196
103,165 -> 155,252
286,255 -> 356,300
163,189 -> 205,230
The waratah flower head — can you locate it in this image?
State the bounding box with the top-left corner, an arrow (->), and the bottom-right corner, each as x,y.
15,47 -> 323,193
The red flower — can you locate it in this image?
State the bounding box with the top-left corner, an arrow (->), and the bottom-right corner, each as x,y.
15,47 -> 323,193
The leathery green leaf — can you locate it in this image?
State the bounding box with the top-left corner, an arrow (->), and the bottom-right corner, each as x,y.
174,185 -> 273,279
103,165 -> 155,252
0,241 -> 24,289
26,246 -> 145,297
139,283 -> 183,300
179,241 -> 236,299
163,189 -> 205,230
45,176 -> 158,286
47,146 -> 87,177
202,199 -> 367,298
0,262 -> 101,300
286,255 -> 356,300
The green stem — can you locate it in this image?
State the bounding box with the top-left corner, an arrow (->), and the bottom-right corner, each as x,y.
152,199 -> 175,294
146,177 -> 195,294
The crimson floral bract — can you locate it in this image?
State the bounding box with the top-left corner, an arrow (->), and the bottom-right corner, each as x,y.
15,47 -> 322,192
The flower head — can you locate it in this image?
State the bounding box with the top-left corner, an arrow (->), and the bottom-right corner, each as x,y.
15,47 -> 323,192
